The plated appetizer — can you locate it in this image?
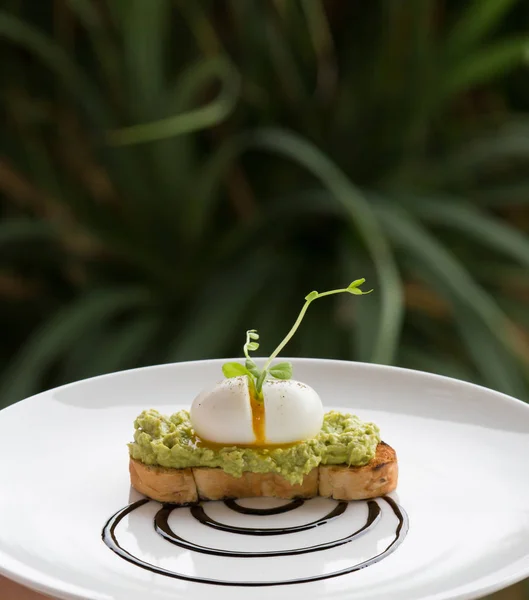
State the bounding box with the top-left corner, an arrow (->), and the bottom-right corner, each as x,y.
128,280 -> 398,504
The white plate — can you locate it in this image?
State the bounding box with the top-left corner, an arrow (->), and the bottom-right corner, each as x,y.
0,359 -> 529,600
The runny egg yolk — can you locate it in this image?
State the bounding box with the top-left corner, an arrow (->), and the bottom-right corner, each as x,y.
249,393 -> 266,445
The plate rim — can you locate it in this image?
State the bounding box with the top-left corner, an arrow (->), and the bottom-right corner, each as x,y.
2,356 -> 529,414
1,357 -> 529,600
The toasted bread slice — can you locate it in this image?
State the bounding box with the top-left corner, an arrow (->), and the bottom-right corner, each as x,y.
319,442 -> 398,500
129,442 -> 397,504
129,459 -> 198,504
193,467 -> 318,500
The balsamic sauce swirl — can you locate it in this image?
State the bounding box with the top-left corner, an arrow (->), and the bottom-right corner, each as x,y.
102,495 -> 408,586
224,498 -> 304,515
154,500 -> 378,556
183,499 -> 349,536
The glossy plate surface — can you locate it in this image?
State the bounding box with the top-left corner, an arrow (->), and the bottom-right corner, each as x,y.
0,359 -> 528,600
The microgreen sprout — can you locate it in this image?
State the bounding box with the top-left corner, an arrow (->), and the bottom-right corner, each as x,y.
222,279 -> 372,399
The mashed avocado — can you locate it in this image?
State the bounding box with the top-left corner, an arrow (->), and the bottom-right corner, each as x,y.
129,409 -> 380,485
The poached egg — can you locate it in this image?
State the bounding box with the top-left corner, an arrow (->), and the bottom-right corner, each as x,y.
190,375 -> 324,445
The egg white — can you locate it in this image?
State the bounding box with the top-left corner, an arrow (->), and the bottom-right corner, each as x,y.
190,375 -> 324,445
190,376 -> 255,444
261,379 -> 323,443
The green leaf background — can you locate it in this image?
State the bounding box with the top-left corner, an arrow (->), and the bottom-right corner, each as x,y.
0,2 -> 529,422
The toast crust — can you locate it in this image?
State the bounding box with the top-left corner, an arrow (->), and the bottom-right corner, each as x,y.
129,442 -> 397,504
319,442 -> 398,500
193,466 -> 318,500
129,459 -> 198,504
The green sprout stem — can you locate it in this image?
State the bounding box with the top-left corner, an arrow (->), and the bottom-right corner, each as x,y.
244,330 -> 255,360
222,279 -> 371,395
263,287 -> 363,371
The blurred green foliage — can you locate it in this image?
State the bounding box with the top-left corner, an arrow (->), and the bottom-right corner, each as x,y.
2,0 -> 529,407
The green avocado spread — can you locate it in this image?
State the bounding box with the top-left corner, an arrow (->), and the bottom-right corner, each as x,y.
129,409 -> 380,485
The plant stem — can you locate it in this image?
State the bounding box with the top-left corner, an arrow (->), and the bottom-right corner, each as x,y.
263,288 -> 351,370
244,330 -> 252,360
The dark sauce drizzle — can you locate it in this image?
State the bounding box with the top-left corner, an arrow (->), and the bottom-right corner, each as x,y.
154,500 -> 378,556
102,496 -> 408,586
224,498 -> 304,515
184,499 -> 349,536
